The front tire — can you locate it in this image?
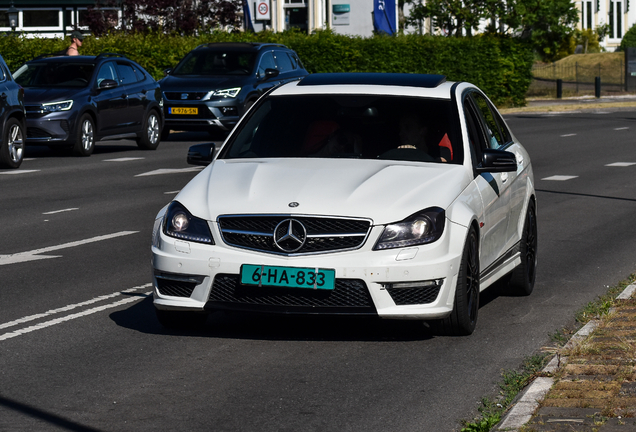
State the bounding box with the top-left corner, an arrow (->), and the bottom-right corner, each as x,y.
508,200 -> 538,296
438,228 -> 480,336
73,114 -> 95,157
0,118 -> 25,169
137,110 -> 161,150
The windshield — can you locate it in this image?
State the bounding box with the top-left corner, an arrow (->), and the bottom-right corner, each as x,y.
14,62 -> 94,88
220,95 -> 464,164
172,50 -> 255,76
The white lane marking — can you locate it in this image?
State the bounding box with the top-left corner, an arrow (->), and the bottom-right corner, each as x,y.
135,167 -> 203,177
560,133 -> 577,137
42,208 -> 79,215
0,283 -> 152,330
606,162 -> 636,167
0,291 -> 152,342
164,190 -> 180,195
541,175 -> 578,181
0,170 -> 40,175
0,231 -> 138,266
614,127 -> 629,130
104,157 -> 145,162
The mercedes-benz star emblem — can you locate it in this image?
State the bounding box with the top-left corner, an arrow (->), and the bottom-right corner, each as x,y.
288,202 -> 299,208
273,219 -> 307,253
181,93 -> 188,100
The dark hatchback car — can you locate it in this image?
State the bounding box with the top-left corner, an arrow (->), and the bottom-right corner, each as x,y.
159,42 -> 308,139
0,54 -> 26,169
13,53 -> 163,156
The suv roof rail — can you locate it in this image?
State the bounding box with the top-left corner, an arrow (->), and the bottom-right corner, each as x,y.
298,73 -> 447,89
95,52 -> 129,60
194,42 -> 287,50
33,53 -> 67,60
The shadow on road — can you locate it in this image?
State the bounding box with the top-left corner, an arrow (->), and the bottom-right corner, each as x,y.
110,282 -> 527,342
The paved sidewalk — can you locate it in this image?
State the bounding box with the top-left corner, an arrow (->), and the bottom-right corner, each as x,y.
500,94 -> 636,114
496,284 -> 636,431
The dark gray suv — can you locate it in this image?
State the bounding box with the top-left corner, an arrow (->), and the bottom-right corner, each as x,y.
0,54 -> 26,169
159,43 -> 308,139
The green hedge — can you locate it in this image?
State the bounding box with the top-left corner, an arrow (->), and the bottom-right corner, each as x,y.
0,31 -> 533,106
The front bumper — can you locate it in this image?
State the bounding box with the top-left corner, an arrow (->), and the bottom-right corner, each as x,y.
151,217 -> 467,320
25,111 -> 75,144
162,98 -> 240,132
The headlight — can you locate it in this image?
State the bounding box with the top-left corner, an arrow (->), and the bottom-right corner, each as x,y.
374,207 -> 445,250
163,201 -> 214,244
41,100 -> 73,113
212,87 -> 241,98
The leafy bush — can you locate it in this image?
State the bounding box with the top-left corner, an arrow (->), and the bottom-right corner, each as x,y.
0,30 -> 533,106
620,24 -> 636,51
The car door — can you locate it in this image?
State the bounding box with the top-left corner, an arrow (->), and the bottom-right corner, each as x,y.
463,91 -> 510,271
255,51 -> 280,94
116,61 -> 146,133
93,61 -> 129,136
470,91 -> 525,252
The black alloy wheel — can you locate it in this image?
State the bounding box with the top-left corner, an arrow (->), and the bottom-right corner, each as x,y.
437,227 -> 480,336
508,200 -> 538,296
0,118 -> 25,169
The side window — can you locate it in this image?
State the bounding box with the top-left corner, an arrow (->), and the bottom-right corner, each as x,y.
274,51 -> 294,73
257,52 -> 277,77
96,62 -> 118,86
470,92 -> 505,149
0,64 -> 6,82
116,63 -> 138,84
133,65 -> 146,82
492,110 -> 512,144
287,53 -> 298,70
463,96 -> 487,167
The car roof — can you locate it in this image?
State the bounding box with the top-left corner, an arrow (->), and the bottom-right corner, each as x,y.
195,42 -> 287,52
28,53 -> 132,64
272,73 -> 458,99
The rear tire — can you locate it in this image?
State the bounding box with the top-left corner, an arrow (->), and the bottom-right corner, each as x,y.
155,308 -> 207,330
73,114 -> 95,157
508,200 -> 538,296
137,110 -> 161,150
437,228 -> 480,336
0,118 -> 25,169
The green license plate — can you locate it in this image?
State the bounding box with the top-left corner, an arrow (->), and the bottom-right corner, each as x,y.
240,264 -> 335,290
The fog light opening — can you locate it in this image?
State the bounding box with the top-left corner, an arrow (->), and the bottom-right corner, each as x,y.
387,279 -> 443,289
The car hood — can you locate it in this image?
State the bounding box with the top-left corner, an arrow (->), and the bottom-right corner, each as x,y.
175,158 -> 471,225
159,74 -> 248,91
23,87 -> 85,104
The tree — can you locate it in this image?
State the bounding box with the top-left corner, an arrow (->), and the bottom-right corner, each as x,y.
405,0 -> 579,61
84,0 -> 243,36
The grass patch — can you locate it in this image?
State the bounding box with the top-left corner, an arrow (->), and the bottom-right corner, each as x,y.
460,274 -> 636,431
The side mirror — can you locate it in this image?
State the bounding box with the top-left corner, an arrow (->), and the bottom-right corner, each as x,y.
99,79 -> 118,90
260,68 -> 279,80
476,149 -> 517,174
187,143 -> 216,166
163,68 -> 172,76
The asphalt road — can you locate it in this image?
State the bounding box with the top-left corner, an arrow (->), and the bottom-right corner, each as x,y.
1,112 -> 635,432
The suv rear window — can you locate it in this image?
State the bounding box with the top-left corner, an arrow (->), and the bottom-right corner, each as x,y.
221,95 -> 463,164
172,50 -> 256,76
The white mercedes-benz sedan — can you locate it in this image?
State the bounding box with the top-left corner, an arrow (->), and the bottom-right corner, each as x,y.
151,73 -> 537,335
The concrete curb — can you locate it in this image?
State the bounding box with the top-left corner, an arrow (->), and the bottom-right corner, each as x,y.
494,283 -> 636,431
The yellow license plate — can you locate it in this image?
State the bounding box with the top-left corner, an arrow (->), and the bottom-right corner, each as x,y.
169,107 -> 198,115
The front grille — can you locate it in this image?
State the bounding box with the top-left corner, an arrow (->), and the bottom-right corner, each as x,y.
164,92 -> 208,101
156,278 -> 198,297
207,274 -> 375,314
386,285 -> 441,305
27,127 -> 50,138
218,215 -> 371,255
